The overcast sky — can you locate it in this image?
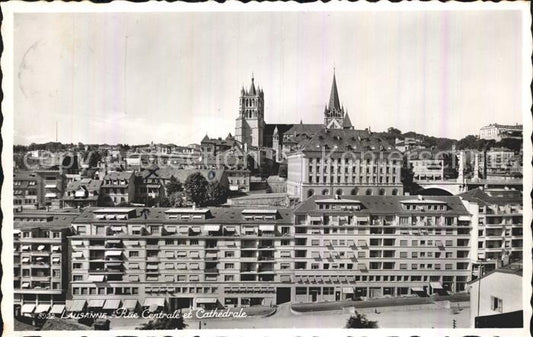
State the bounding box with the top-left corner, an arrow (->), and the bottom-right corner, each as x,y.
13,10 -> 524,145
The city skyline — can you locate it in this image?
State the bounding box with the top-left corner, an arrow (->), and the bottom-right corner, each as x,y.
14,10 -> 524,145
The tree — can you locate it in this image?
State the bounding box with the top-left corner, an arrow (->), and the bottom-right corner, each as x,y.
184,172 -> 209,206
345,311 -> 378,328
166,175 -> 183,195
387,127 -> 402,137
169,192 -> 186,207
137,314 -> 186,330
206,181 -> 229,205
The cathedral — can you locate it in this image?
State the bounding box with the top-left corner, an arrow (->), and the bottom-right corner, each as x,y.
234,72 -> 354,159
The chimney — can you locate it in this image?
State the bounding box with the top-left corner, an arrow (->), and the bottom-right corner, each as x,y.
192,203 -> 196,210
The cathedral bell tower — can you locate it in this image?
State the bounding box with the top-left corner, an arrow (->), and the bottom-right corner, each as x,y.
235,75 -> 265,148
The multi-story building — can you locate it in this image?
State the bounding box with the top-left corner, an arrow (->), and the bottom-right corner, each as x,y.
68,206 -> 294,312
100,171 -> 136,206
14,211 -> 76,318
460,188 -> 522,273
292,195 -> 473,302
135,166 -> 164,203
36,170 -> 66,209
479,123 -> 522,141
63,179 -> 103,208
406,150 -> 445,182
14,171 -> 41,209
287,130 -> 403,200
480,148 -> 522,179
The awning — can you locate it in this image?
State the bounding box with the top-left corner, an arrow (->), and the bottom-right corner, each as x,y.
116,215 -> 128,220
165,226 -> 176,233
122,300 -> 138,310
45,193 -> 57,198
72,252 -> 83,258
21,245 -> 31,250
95,214 -> 106,220
50,304 -> 65,314
103,300 -> 121,310
259,225 -> 275,231
146,264 -> 158,270
22,257 -> 30,263
458,215 -> 471,221
190,252 -> 199,258
74,190 -> 86,198
106,239 -> 122,244
68,300 -> 86,312
110,226 -> 122,231
37,245 -> 46,251
52,257 -> 60,263
143,298 -> 165,307
105,251 -> 122,257
179,227 -> 189,233
21,304 -> 36,314
148,304 -> 159,312
190,227 -> 201,232
165,252 -> 175,258
106,215 -> 117,220
311,252 -> 320,258
13,229 -> 21,234
342,287 -> 354,294
206,252 -> 218,258
411,287 -> 425,292
225,226 -> 236,232
204,225 -> 220,231
347,240 -> 355,246
430,282 -> 443,289
309,216 -> 322,221
22,282 -> 30,288
35,304 -> 51,314
87,299 -> 105,308
88,275 -> 105,282
71,240 -> 83,246
52,246 -> 60,252
196,298 -> 218,304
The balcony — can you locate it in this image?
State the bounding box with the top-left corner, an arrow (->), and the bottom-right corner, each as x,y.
204,268 -> 219,274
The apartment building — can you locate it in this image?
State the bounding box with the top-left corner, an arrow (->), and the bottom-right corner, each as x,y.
101,171 -> 136,206
460,188 -> 523,274
14,171 -> 41,209
406,150 -> 445,182
480,148 -> 522,179
292,195 -> 473,302
14,212 -> 76,318
68,206 -> 294,312
36,170 -> 66,209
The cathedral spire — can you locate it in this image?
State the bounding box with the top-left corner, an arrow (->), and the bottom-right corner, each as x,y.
249,74 -> 257,95
328,71 -> 341,112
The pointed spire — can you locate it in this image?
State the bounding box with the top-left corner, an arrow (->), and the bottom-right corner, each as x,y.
202,134 -> 210,142
328,71 -> 341,111
249,74 -> 256,95
343,113 -> 353,129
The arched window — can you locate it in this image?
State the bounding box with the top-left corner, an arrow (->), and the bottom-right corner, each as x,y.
365,189 -> 372,196
379,189 -> 385,196
350,188 -> 358,195
392,189 -> 398,196
321,189 -> 329,196
307,189 -> 315,198
335,189 -> 343,196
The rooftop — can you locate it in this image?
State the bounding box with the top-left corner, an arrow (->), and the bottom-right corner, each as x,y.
294,195 -> 470,215
459,188 -> 522,206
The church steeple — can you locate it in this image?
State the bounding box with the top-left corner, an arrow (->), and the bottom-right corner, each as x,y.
324,70 -> 353,129
328,72 -> 341,113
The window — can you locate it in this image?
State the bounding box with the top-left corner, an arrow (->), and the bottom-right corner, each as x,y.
73,263 -> 82,269
225,263 -> 234,269
73,275 -> 83,281
225,251 -> 235,258
491,296 -> 503,313
224,275 -> 234,281
129,251 -> 139,258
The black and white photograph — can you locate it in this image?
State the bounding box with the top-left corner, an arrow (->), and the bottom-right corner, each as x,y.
1,2 -> 531,336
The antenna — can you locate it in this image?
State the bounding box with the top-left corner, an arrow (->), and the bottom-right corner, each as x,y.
124,35 -> 128,114
55,121 -> 58,142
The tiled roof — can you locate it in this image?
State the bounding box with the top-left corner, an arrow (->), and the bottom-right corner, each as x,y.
157,167 -> 227,184
293,128 -> 397,155
72,206 -> 293,224
65,179 -> 103,193
294,195 -> 470,216
103,171 -> 134,181
14,214 -> 77,230
459,188 -> 522,206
